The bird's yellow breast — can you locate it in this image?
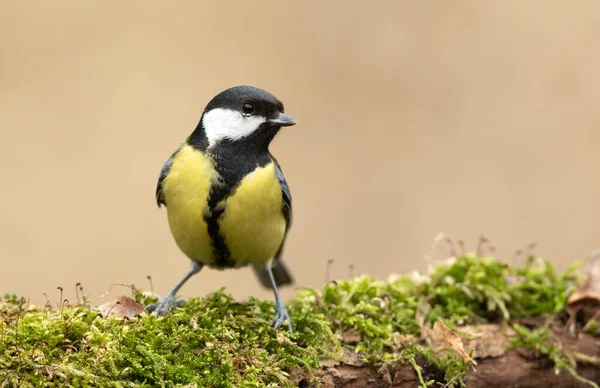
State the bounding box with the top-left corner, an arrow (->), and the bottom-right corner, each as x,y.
219,163 -> 287,266
162,144 -> 215,263
162,144 -> 286,268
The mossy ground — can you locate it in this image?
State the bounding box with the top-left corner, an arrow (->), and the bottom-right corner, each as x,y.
0,252 -> 592,387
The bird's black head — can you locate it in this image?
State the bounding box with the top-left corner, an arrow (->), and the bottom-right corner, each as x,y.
189,86 -> 296,151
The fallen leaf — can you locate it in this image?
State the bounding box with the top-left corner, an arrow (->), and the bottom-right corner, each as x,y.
376,363 -> 392,384
566,250 -> 600,333
98,296 -> 144,318
423,318 -> 477,366
568,250 -> 600,305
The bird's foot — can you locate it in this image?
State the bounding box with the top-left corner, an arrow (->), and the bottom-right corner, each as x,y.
272,300 -> 293,333
145,294 -> 185,317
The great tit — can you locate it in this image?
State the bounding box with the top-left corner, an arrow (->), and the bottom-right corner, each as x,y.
146,86 -> 297,332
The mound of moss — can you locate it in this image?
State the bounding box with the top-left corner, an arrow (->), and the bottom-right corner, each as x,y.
0,253 -> 591,387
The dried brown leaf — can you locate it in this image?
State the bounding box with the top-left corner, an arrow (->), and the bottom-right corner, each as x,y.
98,295 -> 144,318
376,363 -> 392,384
568,251 -> 600,305
567,250 -> 600,331
424,318 -> 477,366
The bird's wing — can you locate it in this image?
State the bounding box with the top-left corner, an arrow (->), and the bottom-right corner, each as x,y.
156,148 -> 180,207
272,156 -> 292,228
270,155 -> 292,264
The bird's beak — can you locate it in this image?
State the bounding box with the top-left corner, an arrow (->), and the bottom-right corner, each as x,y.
269,112 -> 297,127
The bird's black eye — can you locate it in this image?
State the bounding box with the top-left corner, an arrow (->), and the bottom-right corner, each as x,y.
242,102 -> 254,114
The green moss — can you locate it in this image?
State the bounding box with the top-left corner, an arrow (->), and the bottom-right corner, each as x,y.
0,253 -> 585,387
584,320 -> 600,336
507,257 -> 579,317
1,292 -> 333,387
510,324 -> 598,388
415,254 -> 579,325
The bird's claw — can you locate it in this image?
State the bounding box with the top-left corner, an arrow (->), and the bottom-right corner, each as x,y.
272,300 -> 293,333
145,294 -> 185,317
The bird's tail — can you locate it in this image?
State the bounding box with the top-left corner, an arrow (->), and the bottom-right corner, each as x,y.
253,260 -> 294,289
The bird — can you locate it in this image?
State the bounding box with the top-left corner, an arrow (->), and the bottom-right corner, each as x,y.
146,85 -> 297,332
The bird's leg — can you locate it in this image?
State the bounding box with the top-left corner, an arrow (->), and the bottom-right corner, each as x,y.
266,265 -> 293,333
145,261 -> 203,317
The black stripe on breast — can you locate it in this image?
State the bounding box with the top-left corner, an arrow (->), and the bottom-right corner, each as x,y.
203,137 -> 274,268
204,178 -> 235,268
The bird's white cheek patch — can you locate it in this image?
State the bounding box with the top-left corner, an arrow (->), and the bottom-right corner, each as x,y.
202,108 -> 266,147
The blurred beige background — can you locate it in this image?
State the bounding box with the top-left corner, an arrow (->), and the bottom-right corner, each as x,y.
1,1 -> 599,305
